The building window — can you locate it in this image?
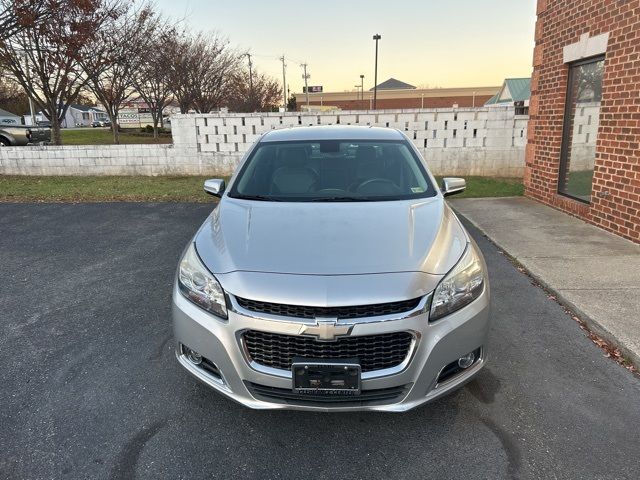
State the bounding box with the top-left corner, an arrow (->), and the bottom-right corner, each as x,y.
514,101 -> 529,116
558,56 -> 605,203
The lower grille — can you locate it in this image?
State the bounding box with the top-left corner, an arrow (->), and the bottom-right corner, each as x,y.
243,330 -> 413,373
246,382 -> 411,406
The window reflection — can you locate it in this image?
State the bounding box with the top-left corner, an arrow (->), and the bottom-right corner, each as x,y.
559,58 -> 604,202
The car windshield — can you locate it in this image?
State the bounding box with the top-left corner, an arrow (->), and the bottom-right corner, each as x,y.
228,139 -> 437,202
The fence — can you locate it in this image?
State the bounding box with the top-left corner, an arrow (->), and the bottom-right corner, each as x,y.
171,106 -> 529,177
1,106 -> 529,177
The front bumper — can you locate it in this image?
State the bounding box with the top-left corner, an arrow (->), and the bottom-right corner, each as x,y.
172,284 -> 490,412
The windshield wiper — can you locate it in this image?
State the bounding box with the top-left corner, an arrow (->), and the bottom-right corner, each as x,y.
231,194 -> 281,202
309,196 -> 374,202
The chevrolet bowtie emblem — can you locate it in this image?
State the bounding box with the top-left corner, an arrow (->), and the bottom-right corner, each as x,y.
299,318 -> 352,341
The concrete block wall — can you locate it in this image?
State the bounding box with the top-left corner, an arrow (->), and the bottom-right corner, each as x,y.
0,107 -> 527,177
174,106 -> 528,150
172,106 -> 528,177
0,144 -> 242,176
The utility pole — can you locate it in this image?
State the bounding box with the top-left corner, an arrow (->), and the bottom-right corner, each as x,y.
301,63 -> 310,109
372,34 -> 381,110
241,53 -> 254,111
22,52 -> 36,126
280,56 -> 287,111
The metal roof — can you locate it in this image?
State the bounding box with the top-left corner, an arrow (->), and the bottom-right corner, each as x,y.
68,104 -> 106,113
485,78 -> 531,105
369,78 -> 416,91
260,125 -> 405,142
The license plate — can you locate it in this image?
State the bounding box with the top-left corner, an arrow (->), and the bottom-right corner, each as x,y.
292,359 -> 361,395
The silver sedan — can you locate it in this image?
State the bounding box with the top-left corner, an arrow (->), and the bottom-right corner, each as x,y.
172,125 -> 490,412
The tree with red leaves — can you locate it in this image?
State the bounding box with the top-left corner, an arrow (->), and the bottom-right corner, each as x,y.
0,0 -> 53,42
0,0 -> 125,144
226,68 -> 281,113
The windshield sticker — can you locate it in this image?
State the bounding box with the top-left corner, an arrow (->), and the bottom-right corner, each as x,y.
411,187 -> 424,193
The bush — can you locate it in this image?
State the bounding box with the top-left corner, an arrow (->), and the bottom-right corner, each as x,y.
141,125 -> 154,134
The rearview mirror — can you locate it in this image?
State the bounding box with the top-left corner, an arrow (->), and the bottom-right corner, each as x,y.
441,177 -> 466,197
204,179 -> 226,197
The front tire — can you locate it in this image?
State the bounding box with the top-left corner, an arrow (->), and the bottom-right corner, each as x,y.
0,137 -> 9,147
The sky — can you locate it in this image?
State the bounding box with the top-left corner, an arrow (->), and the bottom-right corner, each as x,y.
154,0 -> 537,93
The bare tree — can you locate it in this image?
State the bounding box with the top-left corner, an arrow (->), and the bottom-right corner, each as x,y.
164,33 -> 198,114
82,2 -> 160,143
165,33 -> 239,115
132,26 -> 175,138
0,0 -> 125,144
226,69 -> 281,113
189,33 -> 239,113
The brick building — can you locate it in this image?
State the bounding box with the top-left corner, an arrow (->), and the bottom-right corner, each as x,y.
526,0 -> 640,243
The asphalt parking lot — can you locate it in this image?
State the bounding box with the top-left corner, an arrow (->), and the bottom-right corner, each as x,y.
1,203 -> 639,480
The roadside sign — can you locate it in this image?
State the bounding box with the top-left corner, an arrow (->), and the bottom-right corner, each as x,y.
303,86 -> 323,93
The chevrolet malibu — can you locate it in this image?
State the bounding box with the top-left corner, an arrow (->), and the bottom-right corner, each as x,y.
172,125 -> 490,412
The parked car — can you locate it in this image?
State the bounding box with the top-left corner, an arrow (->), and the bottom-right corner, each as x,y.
91,120 -> 111,128
172,125 -> 490,412
0,125 -> 51,146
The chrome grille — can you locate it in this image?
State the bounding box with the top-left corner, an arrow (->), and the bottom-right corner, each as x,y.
243,330 -> 413,372
235,296 -> 422,320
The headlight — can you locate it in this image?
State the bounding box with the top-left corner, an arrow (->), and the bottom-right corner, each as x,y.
178,243 -> 227,319
430,242 -> 485,321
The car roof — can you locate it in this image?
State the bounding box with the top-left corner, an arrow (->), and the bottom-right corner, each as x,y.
260,125 -> 406,143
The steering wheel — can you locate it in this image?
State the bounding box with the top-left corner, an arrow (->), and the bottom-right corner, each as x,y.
356,178 -> 401,195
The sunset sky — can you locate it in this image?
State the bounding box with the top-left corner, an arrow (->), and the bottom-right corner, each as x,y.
155,0 -> 537,93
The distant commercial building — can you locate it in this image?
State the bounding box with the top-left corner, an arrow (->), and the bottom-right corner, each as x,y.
526,0 -> 640,243
23,104 -> 108,127
294,78 -> 499,111
485,78 -> 531,115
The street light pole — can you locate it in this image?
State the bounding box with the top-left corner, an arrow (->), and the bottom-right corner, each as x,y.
241,53 -> 254,111
280,56 -> 287,111
372,34 -> 381,110
360,74 -> 365,109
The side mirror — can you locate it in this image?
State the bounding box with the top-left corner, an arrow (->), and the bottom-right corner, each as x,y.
204,179 -> 226,197
441,177 -> 466,197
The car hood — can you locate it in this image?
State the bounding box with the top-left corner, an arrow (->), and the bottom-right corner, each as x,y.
194,196 -> 467,277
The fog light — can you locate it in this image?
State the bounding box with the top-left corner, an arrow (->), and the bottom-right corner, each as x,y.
184,347 -> 202,365
458,351 -> 476,369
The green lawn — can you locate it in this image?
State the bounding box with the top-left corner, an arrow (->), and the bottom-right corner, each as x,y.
436,176 -> 524,199
61,128 -> 172,145
0,175 -> 523,203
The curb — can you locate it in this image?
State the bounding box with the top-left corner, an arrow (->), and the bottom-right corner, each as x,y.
454,208 -> 640,373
